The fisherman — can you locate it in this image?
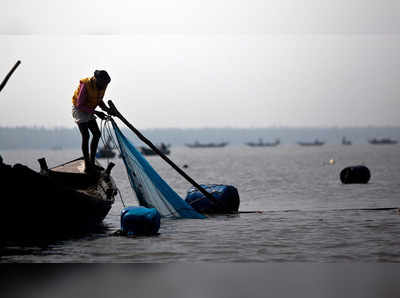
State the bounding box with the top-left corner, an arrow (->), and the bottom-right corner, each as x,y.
72,70 -> 114,174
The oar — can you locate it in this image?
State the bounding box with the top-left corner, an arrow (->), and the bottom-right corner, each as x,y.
108,100 -> 219,206
0,60 -> 21,93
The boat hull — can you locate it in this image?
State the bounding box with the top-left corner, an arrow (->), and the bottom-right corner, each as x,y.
0,158 -> 116,241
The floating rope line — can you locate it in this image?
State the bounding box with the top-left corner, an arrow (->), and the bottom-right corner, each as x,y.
98,117 -> 126,208
117,188 -> 126,208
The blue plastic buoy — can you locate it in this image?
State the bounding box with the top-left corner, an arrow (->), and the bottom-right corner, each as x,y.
185,184 -> 240,214
120,206 -> 161,236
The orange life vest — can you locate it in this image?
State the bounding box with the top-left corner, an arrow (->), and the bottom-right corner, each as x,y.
72,77 -> 106,110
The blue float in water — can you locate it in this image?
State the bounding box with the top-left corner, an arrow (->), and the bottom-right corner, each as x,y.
185,184 -> 240,214
121,206 -> 161,236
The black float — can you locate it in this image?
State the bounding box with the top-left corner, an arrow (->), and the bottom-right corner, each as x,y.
340,165 -> 371,184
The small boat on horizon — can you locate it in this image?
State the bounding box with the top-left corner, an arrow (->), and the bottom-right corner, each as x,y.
96,136 -> 116,158
51,145 -> 63,151
140,143 -> 171,156
297,139 -> 325,146
368,138 -> 398,145
185,141 -> 229,148
245,138 -> 280,147
342,137 -> 352,145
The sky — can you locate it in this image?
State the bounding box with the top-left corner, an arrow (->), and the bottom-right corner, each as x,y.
1,0 -> 400,128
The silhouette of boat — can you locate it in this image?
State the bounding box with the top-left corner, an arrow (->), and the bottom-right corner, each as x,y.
0,157 -> 117,240
342,137 -> 352,145
245,138 -> 280,147
140,143 -> 171,156
368,138 -> 397,145
96,136 -> 116,158
185,141 -> 228,148
297,139 -> 325,146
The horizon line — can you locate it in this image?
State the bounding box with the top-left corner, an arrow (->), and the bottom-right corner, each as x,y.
1,124 -> 400,130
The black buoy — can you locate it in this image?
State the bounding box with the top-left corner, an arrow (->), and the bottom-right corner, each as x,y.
340,165 -> 371,184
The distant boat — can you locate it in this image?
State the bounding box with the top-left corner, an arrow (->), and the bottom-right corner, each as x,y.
96,137 -> 116,158
245,138 -> 280,147
368,138 -> 398,145
297,139 -> 325,146
185,141 -> 228,148
341,137 -> 352,145
140,143 -> 171,156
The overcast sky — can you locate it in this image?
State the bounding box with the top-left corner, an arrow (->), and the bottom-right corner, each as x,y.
1,1 -> 400,128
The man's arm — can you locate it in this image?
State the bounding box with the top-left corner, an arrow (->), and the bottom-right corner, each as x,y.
98,100 -> 111,113
93,100 -> 111,120
98,100 -> 116,116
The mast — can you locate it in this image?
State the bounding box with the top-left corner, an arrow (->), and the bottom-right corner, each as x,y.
0,60 -> 21,93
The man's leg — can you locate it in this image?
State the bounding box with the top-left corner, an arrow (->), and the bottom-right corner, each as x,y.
87,119 -> 101,166
77,122 -> 91,170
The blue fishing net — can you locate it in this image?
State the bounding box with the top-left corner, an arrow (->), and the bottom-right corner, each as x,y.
111,120 -> 205,219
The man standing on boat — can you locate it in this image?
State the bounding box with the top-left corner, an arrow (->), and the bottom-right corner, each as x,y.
72,70 -> 114,173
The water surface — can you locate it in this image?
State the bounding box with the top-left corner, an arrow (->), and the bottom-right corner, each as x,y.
1,144 -> 399,262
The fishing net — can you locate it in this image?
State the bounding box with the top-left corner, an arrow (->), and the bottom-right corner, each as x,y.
111,119 -> 205,219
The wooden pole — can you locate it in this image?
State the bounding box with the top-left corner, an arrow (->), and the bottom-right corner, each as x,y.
108,100 -> 219,205
0,60 -> 21,93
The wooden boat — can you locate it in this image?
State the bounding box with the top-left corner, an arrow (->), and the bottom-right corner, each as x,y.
368,138 -> 397,145
96,136 -> 116,158
140,143 -> 170,156
185,141 -> 229,148
0,157 -> 117,241
245,138 -> 280,147
1,63 -> 117,241
341,137 -> 352,145
96,147 -> 116,158
297,139 -> 325,146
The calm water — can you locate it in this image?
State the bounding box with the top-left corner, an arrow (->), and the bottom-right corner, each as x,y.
1,144 -> 400,262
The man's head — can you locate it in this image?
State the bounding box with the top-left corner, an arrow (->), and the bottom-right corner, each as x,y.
94,70 -> 111,90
